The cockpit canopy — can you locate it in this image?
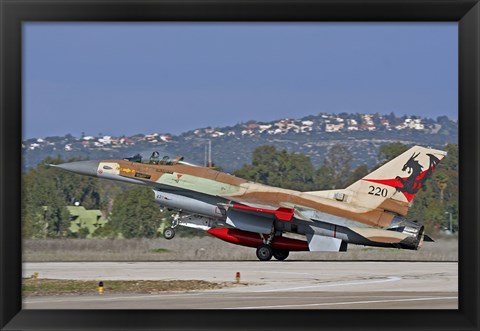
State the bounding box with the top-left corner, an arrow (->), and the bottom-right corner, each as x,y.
123,151 -> 184,165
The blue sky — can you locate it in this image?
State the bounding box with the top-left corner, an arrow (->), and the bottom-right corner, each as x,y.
23,22 -> 457,139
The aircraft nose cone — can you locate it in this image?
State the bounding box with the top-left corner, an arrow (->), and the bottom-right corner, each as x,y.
51,160 -> 100,177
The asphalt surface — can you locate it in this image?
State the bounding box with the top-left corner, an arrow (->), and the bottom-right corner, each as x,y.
23,261 -> 458,309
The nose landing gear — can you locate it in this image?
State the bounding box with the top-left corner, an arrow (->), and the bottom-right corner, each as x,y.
163,227 -> 175,240
163,211 -> 181,240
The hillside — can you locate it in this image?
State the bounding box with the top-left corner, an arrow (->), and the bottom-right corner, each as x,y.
23,112 -> 457,172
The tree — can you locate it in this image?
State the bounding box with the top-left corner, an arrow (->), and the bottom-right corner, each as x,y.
110,187 -> 164,238
435,172 -> 448,204
22,156 -> 71,238
234,145 -> 316,191
345,164 -> 369,187
317,144 -> 352,189
386,112 -> 397,124
378,142 -> 408,163
314,164 -> 335,190
22,156 -> 106,238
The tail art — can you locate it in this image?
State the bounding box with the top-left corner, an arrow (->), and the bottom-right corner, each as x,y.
343,146 -> 447,211
393,152 -> 441,201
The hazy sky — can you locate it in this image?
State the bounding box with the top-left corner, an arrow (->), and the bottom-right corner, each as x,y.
23,22 -> 458,139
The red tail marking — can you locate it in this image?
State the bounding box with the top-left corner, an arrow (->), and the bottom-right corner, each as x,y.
363,168 -> 434,202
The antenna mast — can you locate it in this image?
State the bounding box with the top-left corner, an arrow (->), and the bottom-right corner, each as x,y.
208,140 -> 212,167
204,142 -> 208,167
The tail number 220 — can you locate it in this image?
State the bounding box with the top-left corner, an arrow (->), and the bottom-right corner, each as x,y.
368,186 -> 388,197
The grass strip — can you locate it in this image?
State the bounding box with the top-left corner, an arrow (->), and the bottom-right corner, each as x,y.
23,278 -> 231,296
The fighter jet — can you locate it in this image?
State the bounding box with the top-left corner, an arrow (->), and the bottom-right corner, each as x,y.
51,145 -> 446,261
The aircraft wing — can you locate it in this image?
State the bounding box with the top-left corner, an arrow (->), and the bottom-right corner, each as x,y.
217,197 -> 297,235
220,194 -> 314,221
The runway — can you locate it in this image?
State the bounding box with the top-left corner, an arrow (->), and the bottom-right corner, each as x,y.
23,261 -> 458,309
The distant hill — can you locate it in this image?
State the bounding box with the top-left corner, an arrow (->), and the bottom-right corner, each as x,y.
23,112 -> 457,172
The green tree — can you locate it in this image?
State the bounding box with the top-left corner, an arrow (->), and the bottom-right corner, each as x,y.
345,164 -> 369,187
316,144 -> 352,189
234,145 -> 316,191
378,142 -> 408,164
314,164 -> 335,190
51,156 -> 102,209
22,156 -> 71,238
234,145 -> 278,184
110,187 -> 163,238
22,156 -> 106,238
435,172 -> 449,204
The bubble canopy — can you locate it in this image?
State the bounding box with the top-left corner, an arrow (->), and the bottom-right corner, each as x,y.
123,151 -> 196,166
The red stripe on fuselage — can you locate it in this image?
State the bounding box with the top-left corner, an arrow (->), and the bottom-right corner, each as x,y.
231,204 -> 294,221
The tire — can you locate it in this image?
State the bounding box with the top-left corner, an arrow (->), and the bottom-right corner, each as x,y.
256,244 -> 273,261
273,249 -> 290,261
163,227 -> 175,240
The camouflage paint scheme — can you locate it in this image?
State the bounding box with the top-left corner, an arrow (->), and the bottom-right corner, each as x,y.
52,146 -> 447,258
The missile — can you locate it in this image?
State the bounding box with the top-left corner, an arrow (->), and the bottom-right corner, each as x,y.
207,227 -> 309,251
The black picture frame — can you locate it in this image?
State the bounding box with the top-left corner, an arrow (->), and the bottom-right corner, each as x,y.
1,0 -> 478,330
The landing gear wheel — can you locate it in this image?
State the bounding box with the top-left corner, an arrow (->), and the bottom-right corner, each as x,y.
163,227 -> 175,240
273,249 -> 290,261
256,244 -> 273,261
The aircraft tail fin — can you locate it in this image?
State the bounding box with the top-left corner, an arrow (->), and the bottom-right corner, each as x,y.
346,145 -> 447,206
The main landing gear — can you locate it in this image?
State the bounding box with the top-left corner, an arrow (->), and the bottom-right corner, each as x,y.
255,245 -> 290,261
273,249 -> 289,261
255,227 -> 290,261
256,244 -> 273,261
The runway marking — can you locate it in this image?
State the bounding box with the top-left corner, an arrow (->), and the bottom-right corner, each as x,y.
24,293 -> 455,305
156,270 -> 314,276
257,271 -> 313,275
24,277 -> 402,305
224,296 -> 459,309
252,276 -> 402,292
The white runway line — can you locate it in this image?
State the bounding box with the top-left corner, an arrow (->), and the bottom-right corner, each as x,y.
252,276 -> 402,292
24,276 -> 402,305
224,296 -> 459,309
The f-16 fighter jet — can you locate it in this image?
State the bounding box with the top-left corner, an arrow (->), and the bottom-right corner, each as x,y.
51,145 -> 446,261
